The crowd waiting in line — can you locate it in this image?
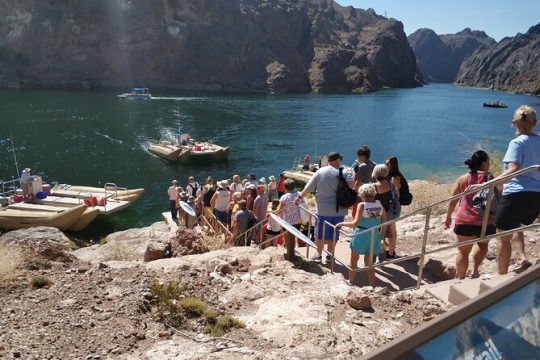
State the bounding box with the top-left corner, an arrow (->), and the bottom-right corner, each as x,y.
166,105 -> 539,287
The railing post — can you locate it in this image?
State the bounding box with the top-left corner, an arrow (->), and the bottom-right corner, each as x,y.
416,207 -> 432,289
331,221 -> 337,274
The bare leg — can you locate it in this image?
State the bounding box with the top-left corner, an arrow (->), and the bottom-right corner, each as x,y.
471,241 -> 489,278
349,252 -> 359,284
456,235 -> 475,279
364,255 -> 376,286
316,239 -> 324,256
512,231 -> 528,265
325,239 -> 335,255
388,223 -> 397,256
497,232 -> 512,275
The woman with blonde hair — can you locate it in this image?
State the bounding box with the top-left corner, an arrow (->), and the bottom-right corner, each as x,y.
337,183 -> 386,286
492,105 -> 540,274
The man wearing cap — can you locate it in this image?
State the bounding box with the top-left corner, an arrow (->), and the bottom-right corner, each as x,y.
296,151 -> 354,263
211,180 -> 231,225
167,180 -> 178,222
248,174 -> 258,187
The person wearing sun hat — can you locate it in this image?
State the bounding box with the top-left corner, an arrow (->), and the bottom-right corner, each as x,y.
295,151 -> 354,263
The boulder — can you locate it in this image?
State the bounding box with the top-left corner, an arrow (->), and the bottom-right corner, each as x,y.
346,289 -> 372,310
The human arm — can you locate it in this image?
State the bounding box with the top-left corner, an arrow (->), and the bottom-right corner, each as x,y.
210,192 -> 217,209
337,203 -> 364,229
391,175 -> 401,193
445,175 -> 466,229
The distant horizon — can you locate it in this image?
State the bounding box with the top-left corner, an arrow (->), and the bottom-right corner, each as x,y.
337,0 -> 540,42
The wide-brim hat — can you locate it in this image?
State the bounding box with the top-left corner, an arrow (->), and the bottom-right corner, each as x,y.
219,179 -> 229,188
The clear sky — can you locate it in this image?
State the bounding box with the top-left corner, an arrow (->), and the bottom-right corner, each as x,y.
337,0 -> 540,41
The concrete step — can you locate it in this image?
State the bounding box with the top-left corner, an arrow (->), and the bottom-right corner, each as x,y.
478,273 -> 516,293
448,278 -> 482,305
423,279 -> 458,303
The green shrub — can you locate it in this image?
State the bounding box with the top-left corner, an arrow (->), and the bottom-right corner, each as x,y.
150,279 -> 184,314
179,296 -> 208,317
204,315 -> 245,337
31,275 -> 51,289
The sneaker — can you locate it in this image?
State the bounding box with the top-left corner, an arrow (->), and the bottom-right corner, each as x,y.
326,255 -> 334,263
311,254 -> 322,263
386,251 -> 396,259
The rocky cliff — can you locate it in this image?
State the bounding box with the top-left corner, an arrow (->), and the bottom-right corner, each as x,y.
455,24 -> 540,94
408,28 -> 495,83
0,0 -> 421,93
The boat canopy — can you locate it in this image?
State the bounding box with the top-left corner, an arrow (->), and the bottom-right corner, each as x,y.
131,88 -> 149,94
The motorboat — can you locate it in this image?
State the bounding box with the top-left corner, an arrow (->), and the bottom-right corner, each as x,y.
52,183 -> 145,204
6,202 -> 99,232
117,88 -> 152,100
0,204 -> 88,231
483,101 -> 508,108
148,133 -> 230,162
0,170 -> 144,231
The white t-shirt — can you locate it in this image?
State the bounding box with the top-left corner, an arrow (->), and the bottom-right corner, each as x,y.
168,186 -> 177,200
186,182 -> 200,197
214,188 -> 230,211
229,182 -> 244,193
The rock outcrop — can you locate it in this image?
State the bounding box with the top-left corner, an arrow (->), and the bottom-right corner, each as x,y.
0,0 -> 421,93
455,23 -> 540,94
408,28 -> 495,83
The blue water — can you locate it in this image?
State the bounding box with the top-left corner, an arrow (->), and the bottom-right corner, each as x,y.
0,84 -> 538,235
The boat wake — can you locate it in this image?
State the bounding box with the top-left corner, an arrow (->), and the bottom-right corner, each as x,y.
150,96 -> 206,101
96,132 -> 123,144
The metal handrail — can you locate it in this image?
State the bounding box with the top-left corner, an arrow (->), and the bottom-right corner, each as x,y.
323,164 -> 540,288
201,207 -> 233,240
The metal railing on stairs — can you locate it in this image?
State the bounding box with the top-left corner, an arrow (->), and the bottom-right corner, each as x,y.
320,164 -> 540,289
200,208 -> 233,241
273,165 -> 539,289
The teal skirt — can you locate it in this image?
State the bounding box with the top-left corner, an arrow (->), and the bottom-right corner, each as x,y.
350,218 -> 381,255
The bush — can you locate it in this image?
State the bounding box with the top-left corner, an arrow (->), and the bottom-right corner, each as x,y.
204,315 -> 245,337
31,275 -> 51,289
150,279 -> 184,314
179,296 -> 208,317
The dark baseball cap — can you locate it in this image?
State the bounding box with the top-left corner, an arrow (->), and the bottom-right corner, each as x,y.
327,151 -> 343,161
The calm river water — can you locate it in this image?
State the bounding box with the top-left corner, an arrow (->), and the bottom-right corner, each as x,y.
1,84 -> 538,237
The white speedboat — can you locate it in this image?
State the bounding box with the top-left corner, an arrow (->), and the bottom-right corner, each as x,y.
117,88 -> 152,100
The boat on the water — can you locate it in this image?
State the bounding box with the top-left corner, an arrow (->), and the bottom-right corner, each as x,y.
6,202 -> 100,232
148,133 -> 230,162
117,87 -> 152,100
0,204 -> 88,231
483,101 -> 508,108
0,170 -> 144,231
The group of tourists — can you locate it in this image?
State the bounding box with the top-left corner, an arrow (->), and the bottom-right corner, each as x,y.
294,147 -> 412,286
165,104 -> 539,287
166,172 -> 289,242
445,105 -> 540,278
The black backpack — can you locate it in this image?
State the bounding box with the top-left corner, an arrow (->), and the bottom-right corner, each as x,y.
336,167 -> 358,212
399,175 -> 413,206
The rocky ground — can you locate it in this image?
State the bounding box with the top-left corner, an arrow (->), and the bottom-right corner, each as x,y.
0,210 -> 538,359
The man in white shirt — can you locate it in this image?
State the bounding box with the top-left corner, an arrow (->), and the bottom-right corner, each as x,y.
167,180 -> 178,221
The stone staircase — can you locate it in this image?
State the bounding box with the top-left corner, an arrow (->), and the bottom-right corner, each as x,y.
424,271 -> 522,306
